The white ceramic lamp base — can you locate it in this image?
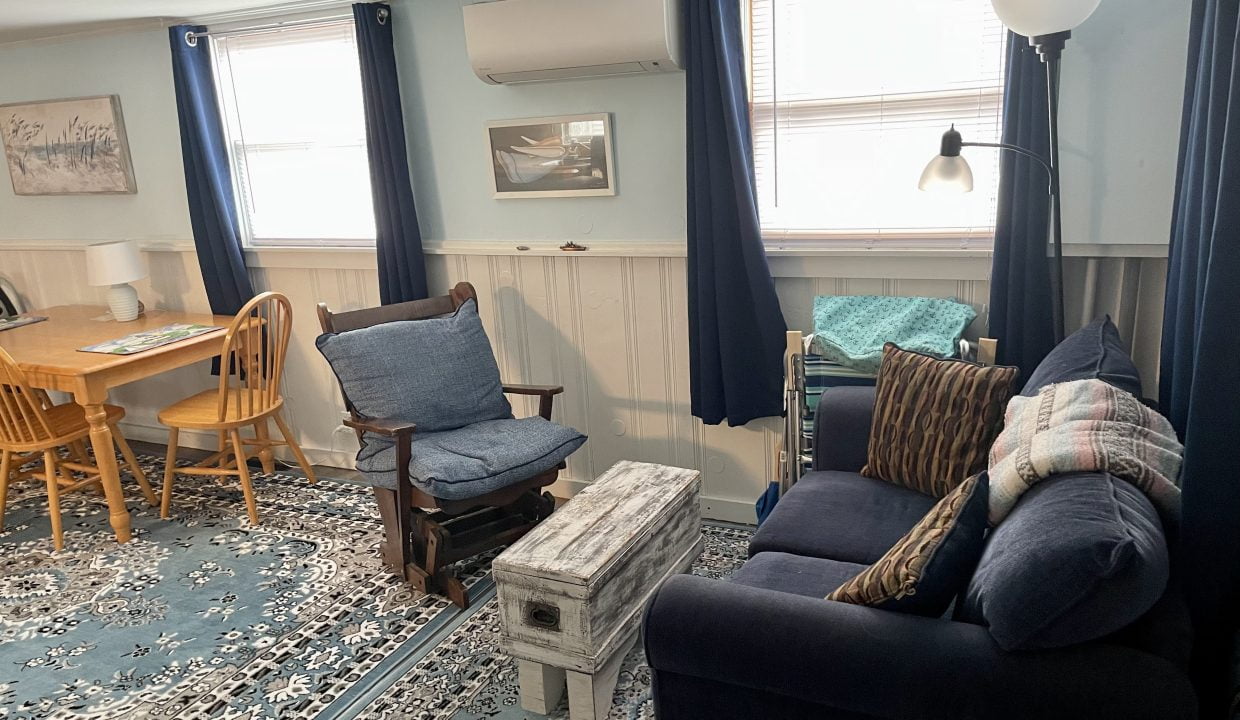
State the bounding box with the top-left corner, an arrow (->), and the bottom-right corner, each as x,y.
106,283 -> 140,322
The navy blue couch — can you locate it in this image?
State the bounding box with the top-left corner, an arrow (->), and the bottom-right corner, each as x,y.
644,381 -> 1197,720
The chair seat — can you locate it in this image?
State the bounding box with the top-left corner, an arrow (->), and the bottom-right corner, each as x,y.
158,389 -> 283,429
356,416 -> 587,501
749,471 -> 938,565
2,403 -> 124,451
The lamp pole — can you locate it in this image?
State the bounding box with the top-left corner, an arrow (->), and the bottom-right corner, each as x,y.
1032,31 -> 1069,343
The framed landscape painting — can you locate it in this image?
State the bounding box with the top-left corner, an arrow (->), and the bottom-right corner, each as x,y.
486,113 -> 616,199
2,95 -> 137,195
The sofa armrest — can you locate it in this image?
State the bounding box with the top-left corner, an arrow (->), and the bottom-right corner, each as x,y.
811,386 -> 876,472
644,575 -> 1195,720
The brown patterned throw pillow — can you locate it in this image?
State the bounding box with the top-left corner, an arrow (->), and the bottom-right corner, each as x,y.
827,473 -> 989,616
861,343 -> 1017,497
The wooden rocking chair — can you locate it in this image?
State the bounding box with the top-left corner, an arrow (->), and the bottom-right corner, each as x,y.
317,282 -> 566,608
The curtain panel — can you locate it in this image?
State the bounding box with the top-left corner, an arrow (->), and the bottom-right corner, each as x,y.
685,0 -> 786,427
353,3 -> 429,305
1159,0 -> 1240,714
168,25 -> 256,318
988,34 -> 1055,380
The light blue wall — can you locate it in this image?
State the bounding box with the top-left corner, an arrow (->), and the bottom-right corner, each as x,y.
1059,0 -> 1192,245
389,0 -> 687,244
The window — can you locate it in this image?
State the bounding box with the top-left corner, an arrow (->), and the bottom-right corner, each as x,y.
745,0 -> 1006,246
212,20 -> 375,247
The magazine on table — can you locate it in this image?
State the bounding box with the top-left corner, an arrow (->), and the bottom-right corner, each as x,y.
0,315 -> 46,332
79,323 -> 224,355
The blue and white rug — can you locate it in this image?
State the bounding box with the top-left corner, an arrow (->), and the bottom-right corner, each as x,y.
0,454 -> 752,719
0,457 -> 492,720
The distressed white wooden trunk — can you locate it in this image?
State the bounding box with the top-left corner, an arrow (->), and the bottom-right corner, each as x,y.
494,461 -> 702,718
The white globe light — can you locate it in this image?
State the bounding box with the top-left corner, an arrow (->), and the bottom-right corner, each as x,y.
991,0 -> 1101,37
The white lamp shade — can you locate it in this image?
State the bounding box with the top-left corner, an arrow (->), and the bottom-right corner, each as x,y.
86,240 -> 147,287
990,0 -> 1101,37
918,155 -> 975,193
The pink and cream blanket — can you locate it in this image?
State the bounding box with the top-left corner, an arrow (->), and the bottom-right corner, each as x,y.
988,378 -> 1183,525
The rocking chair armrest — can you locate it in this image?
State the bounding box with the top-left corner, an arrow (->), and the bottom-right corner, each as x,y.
502,384 -> 564,421
501,384 -> 565,397
344,417 -> 417,438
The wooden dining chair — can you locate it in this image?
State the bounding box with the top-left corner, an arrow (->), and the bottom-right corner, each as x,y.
0,348 -> 157,550
158,292 -> 316,525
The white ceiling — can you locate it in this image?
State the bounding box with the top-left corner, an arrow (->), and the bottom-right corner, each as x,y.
0,0 -> 341,44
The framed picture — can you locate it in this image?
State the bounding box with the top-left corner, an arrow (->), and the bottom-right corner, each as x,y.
1,95 -> 137,195
486,113 -> 615,199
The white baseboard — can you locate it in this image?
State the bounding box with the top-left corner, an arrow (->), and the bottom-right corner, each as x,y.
550,476 -> 757,525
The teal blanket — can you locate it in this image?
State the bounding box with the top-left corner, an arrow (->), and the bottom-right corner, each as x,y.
809,295 -> 977,373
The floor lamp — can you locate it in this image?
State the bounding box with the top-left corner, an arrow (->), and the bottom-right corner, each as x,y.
919,0 -> 1102,344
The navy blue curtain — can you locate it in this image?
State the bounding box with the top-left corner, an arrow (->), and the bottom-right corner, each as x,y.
989,34 -> 1055,378
1160,1 -> 1240,714
685,0 -> 786,427
353,3 -> 428,306
169,26 -> 255,317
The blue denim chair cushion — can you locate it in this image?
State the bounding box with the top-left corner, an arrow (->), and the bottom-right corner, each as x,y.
315,299 -> 511,433
958,472 -> 1170,651
1021,315 -> 1143,397
356,417 -> 586,500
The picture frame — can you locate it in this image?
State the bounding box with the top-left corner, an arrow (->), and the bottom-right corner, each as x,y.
485,113 -> 616,199
1,95 -> 138,196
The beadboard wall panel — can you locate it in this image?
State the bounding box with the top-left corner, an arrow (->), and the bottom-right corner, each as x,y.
0,245 -> 1167,521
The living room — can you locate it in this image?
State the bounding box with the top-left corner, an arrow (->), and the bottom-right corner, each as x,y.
0,0 -> 1231,718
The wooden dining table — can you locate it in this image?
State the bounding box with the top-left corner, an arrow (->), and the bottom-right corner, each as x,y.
0,305 -> 233,544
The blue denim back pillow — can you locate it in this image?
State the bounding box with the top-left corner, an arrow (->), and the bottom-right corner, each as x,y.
315,299 -> 512,432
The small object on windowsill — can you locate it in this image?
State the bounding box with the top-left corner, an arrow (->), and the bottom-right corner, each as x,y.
559,241 -> 588,252
516,245 -> 531,251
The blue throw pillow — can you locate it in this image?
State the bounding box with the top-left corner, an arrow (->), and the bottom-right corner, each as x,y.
827,473 -> 989,617
957,472 -> 1170,651
315,299 -> 512,432
1021,315 -> 1142,397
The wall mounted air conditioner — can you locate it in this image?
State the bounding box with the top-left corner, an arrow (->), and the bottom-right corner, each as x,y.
463,0 -> 683,85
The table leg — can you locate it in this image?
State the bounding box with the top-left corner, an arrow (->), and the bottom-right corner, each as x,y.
518,660 -> 566,715
82,401 -> 131,544
566,630 -> 636,720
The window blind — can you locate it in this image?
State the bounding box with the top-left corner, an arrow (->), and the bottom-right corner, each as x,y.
211,21 -> 376,247
745,0 -> 1007,247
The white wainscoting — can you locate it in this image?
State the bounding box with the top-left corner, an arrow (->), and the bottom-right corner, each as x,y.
0,242 -> 1166,523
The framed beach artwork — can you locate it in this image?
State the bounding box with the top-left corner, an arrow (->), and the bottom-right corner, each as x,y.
2,95 -> 137,195
486,113 -> 616,198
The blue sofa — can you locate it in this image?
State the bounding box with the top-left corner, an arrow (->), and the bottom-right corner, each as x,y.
644,327 -> 1197,719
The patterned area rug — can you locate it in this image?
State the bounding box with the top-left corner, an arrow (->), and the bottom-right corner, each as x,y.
0,456 -> 492,720
364,523 -> 754,719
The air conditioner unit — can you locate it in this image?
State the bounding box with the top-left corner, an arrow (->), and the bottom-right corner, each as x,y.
463,0 -> 683,85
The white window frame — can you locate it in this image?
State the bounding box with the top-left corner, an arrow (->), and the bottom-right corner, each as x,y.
743,0 -> 1006,251
207,14 -> 376,249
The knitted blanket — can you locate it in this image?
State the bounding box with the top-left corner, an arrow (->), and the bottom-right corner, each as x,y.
988,379 -> 1183,525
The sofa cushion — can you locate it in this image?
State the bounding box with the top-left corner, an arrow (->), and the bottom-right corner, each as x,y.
315,299 -> 511,433
828,473 -> 988,617
1021,315 -> 1142,397
356,416 -> 586,499
958,472 -> 1170,651
862,344 -> 1018,497
749,471 -> 937,565
730,552 -> 870,599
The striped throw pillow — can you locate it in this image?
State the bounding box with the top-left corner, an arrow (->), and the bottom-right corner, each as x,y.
862,343 -> 1017,497
827,473 -> 989,616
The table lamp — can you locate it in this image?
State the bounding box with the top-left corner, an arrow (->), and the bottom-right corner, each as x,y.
86,240 -> 147,322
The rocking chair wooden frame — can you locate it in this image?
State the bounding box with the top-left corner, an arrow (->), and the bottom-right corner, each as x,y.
317,282 -> 566,608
